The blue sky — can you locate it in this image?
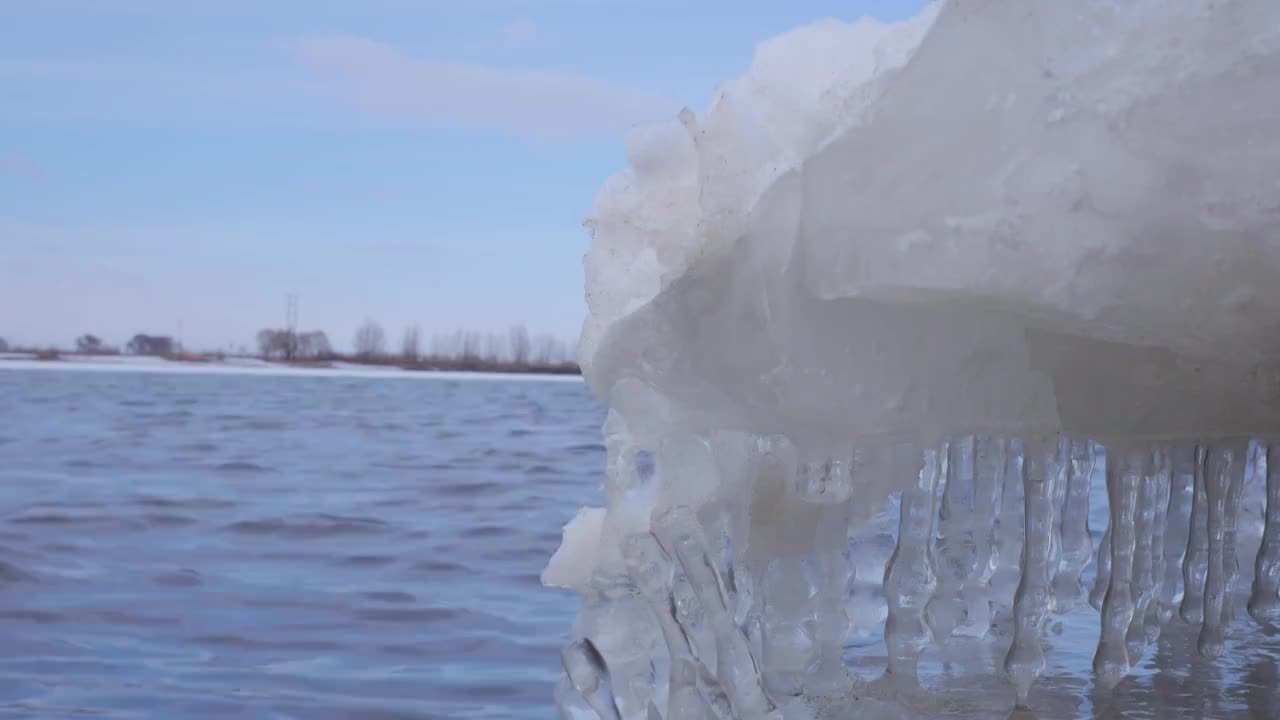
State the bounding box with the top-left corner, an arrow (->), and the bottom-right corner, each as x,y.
1,0 -> 924,353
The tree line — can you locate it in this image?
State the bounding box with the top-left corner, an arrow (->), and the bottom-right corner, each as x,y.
257,321 -> 578,373
0,333 -> 176,358
2,324 -> 579,375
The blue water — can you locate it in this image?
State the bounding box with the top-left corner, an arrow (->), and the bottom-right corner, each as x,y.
5,366 -> 1280,719
0,367 -> 604,719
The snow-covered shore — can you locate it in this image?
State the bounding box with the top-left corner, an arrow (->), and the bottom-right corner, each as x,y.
0,353 -> 582,382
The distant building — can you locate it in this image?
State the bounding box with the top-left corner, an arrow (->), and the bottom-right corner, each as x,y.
126,334 -> 175,356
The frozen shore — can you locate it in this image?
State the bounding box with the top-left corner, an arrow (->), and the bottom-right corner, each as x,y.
0,353 -> 583,382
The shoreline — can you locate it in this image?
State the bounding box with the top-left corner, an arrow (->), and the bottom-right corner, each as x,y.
0,354 -> 584,382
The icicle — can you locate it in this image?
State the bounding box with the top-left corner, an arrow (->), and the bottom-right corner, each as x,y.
1089,525 -> 1112,611
964,434 -> 1006,637
696,663 -> 735,720
1159,446 -> 1193,621
622,533 -> 718,720
990,440 -> 1025,615
563,638 -> 624,720
1180,445 -> 1209,624
1004,437 -> 1057,707
1248,444 -> 1280,627
1144,450 -> 1172,640
1198,440 -> 1247,658
672,573 -> 718,675
881,448 -> 940,686
812,502 -> 854,693
1093,446 -> 1142,691
1052,438 -> 1094,613
651,506 -> 778,719
1220,441 -> 1248,630
1088,446 -> 1111,612
1045,436 -> 1071,593
758,560 -> 811,697
927,436 -> 977,642
1124,453 -> 1158,662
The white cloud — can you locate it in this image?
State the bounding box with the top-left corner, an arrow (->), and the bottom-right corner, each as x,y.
287,33 -> 678,140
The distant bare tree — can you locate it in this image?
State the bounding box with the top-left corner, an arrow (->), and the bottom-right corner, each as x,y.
483,333 -> 504,362
353,320 -> 387,359
508,325 -> 531,365
460,331 -> 482,361
127,334 -> 175,356
532,334 -> 565,365
297,331 -> 332,359
257,329 -> 279,358
402,325 -> 421,362
430,333 -> 453,359
0,337 -> 8,353
75,334 -> 104,354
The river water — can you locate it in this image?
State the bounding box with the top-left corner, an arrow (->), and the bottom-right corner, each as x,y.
0,366 -> 603,719
2,365 -> 1278,719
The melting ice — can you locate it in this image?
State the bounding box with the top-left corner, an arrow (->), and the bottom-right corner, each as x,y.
546,1 -> 1280,717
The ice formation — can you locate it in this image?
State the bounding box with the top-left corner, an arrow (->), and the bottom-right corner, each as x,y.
547,1 -> 1280,717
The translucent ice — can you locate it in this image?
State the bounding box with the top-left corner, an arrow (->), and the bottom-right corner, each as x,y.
549,0 -> 1280,716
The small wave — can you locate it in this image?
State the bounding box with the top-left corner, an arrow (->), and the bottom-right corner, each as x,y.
370,460 -> 432,471
354,607 -> 458,624
189,634 -> 343,653
369,497 -> 417,509
63,458 -> 108,469
233,418 -> 289,431
0,560 -> 35,583
214,461 -> 276,473
411,559 -> 467,574
459,524 -> 517,540
433,479 -> 502,497
119,399 -> 155,408
142,512 -> 198,528
362,590 -> 416,603
134,496 -> 235,510
152,569 -> 203,587
92,610 -> 178,627
0,609 -> 63,623
492,546 -> 554,565
334,554 -> 397,568
224,514 -> 390,538
9,512 -> 83,526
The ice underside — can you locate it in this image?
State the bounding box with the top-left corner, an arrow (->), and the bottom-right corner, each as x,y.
547,1 -> 1280,718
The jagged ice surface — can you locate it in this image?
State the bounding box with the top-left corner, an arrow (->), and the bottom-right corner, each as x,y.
548,2 -> 1280,718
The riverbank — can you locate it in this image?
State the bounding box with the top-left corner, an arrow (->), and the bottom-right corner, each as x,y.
0,352 -> 583,381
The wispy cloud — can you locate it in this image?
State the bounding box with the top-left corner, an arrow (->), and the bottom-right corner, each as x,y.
287,33 -> 677,140
499,18 -> 541,48
0,152 -> 43,180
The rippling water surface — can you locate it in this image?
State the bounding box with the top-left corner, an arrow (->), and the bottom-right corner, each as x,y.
5,366 -> 1280,719
0,367 -> 604,719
